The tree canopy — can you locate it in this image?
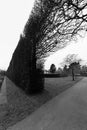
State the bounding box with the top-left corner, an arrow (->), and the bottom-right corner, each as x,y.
50,64 -> 56,73
23,0 -> 87,60
61,54 -> 81,80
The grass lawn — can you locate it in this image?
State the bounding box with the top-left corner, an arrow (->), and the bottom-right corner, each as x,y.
0,76 -> 83,129
45,76 -> 82,97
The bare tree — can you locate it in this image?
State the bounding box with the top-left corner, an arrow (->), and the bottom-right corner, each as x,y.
24,0 -> 87,60
61,54 -> 81,80
69,62 -> 81,80
62,54 -> 81,65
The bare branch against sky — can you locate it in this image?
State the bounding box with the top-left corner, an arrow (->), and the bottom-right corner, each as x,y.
25,0 -> 87,60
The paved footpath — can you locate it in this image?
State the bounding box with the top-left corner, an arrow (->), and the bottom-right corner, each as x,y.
8,78 -> 87,130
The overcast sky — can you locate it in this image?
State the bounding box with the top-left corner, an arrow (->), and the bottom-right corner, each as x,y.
0,0 -> 87,70
0,0 -> 34,70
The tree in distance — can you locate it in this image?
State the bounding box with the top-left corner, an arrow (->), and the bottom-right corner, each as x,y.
50,64 -> 56,73
61,54 -> 82,80
69,62 -> 81,80
80,65 -> 87,76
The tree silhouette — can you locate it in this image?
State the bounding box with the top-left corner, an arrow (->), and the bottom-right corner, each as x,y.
63,65 -> 68,76
62,54 -> 81,80
80,65 -> 87,76
69,62 -> 80,80
50,64 -> 56,73
24,0 -> 87,60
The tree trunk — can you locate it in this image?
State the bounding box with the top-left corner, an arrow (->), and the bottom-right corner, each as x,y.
72,68 -> 75,81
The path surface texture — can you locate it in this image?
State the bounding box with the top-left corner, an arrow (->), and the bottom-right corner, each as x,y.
8,78 -> 87,130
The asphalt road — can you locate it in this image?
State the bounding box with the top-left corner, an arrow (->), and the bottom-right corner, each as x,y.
8,77 -> 87,130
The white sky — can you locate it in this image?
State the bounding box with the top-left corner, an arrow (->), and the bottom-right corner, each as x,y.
0,0 -> 34,70
0,1 -> 87,70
